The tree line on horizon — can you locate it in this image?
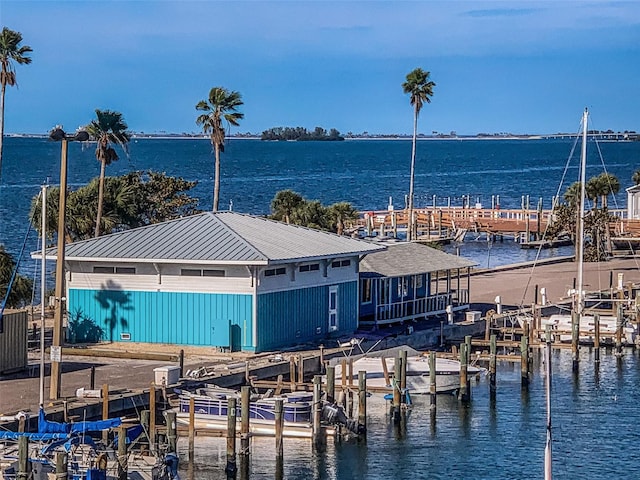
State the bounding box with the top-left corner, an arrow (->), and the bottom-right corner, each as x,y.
260,126 -> 344,141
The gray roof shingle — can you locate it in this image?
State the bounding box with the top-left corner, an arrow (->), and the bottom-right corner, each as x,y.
359,242 -> 476,277
49,212 -> 384,265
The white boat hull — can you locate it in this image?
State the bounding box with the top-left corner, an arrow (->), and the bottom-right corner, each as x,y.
331,355 -> 483,394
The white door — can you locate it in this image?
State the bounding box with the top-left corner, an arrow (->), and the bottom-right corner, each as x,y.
328,285 -> 339,332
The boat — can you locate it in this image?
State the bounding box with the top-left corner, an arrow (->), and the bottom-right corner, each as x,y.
0,408 -> 179,480
174,387 -> 358,438
329,347 -> 484,394
537,109 -> 637,346
542,313 -> 636,345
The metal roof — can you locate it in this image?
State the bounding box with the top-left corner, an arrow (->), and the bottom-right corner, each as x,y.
49,212 -> 384,265
359,242 -> 476,277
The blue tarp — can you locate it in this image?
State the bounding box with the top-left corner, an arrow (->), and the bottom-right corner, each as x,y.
0,431 -> 69,441
38,407 -> 121,434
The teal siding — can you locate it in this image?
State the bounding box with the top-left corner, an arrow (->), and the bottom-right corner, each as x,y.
256,281 -> 358,352
68,289 -> 253,349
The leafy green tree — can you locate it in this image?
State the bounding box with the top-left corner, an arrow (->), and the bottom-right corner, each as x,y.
402,68 -> 435,241
85,109 -> 131,237
196,87 -> 244,211
271,190 -> 304,224
327,202 -> 359,235
0,245 -> 33,308
30,171 -> 200,241
632,169 -> 640,185
0,27 -> 32,180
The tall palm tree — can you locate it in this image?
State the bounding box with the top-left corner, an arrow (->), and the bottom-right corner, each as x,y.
596,172 -> 619,209
402,68 -> 435,241
85,109 -> 131,237
271,189 -> 304,224
632,169 -> 640,186
327,202 -> 359,235
0,27 -> 32,180
196,87 -> 244,211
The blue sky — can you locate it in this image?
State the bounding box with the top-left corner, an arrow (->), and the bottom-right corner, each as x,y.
1,0 -> 639,135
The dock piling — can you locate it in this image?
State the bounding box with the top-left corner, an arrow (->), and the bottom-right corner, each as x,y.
226,397 -> 238,478
429,351 -> 436,411
17,435 -> 29,480
594,313 -> 601,363
55,451 -> 67,480
571,311 -> 580,373
489,334 -> 497,401
358,370 -> 367,440
102,383 -> 109,444
521,323 -> 530,388
240,386 -> 250,456
165,410 -> 177,453
150,384 -> 157,451
392,355 -> 401,421
616,303 -> 623,357
188,396 -> 195,463
118,424 -> 128,480
274,399 -> 284,458
313,375 -> 322,444
458,343 -> 469,403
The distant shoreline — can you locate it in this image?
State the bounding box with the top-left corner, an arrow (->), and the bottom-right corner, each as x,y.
5,133 -> 638,142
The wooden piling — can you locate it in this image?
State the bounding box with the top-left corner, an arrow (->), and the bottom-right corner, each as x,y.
348,358 -> 354,387
358,370 -> 367,438
521,323 -> 530,388
90,365 -> 96,390
188,396 -> 195,462
326,365 -> 335,401
118,424 -> 128,480
56,452 -> 68,480
240,386 -> 250,456
313,375 -> 322,444
165,410 -> 177,453
340,359 -> 347,388
289,356 -> 296,392
179,349 -> 185,379
17,435 -> 28,480
18,414 -> 25,433
150,383 -> 157,450
489,334 -> 497,401
392,356 -> 401,420
298,355 -> 305,385
429,351 -> 436,410
616,303 -> 623,357
594,313 -> 601,363
226,397 -> 238,477
399,350 -> 407,395
571,310 -> 579,373
458,343 -> 469,402
102,383 -> 109,444
464,335 -> 472,396
274,399 -> 284,458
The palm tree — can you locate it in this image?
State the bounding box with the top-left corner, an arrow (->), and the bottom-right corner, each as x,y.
271,189 -> 304,224
327,202 -> 359,235
85,109 -> 131,237
402,68 -> 435,241
632,169 -> 640,186
596,172 -> 619,208
196,87 -> 244,211
0,27 -> 32,180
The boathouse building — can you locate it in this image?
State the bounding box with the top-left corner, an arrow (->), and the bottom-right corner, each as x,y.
358,242 -> 475,328
45,212 -> 384,353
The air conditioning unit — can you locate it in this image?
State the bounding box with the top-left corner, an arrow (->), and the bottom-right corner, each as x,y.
328,326 -> 338,332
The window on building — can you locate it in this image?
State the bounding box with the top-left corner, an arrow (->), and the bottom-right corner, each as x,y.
93,266 -> 114,274
181,268 -> 226,277
181,269 -> 201,276
93,266 -> 136,274
331,259 -> 351,268
203,269 -> 225,277
265,267 -> 287,277
416,274 -> 423,289
115,267 -> 136,274
397,277 -> 409,297
299,263 -> 320,272
379,279 -> 389,304
361,278 -> 372,303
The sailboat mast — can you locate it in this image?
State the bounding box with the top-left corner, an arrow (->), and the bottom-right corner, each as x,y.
39,183 -> 47,407
576,108 -> 588,316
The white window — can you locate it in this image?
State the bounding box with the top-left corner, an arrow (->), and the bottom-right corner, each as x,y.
328,285 -> 339,332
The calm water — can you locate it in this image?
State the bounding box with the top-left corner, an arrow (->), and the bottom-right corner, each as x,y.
2,137 -> 639,272
177,348 -> 640,479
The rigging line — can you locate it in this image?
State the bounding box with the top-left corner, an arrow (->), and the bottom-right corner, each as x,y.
0,193 -> 39,323
518,126 -> 583,310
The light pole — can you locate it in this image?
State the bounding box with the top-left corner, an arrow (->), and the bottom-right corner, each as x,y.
49,126 -> 88,400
